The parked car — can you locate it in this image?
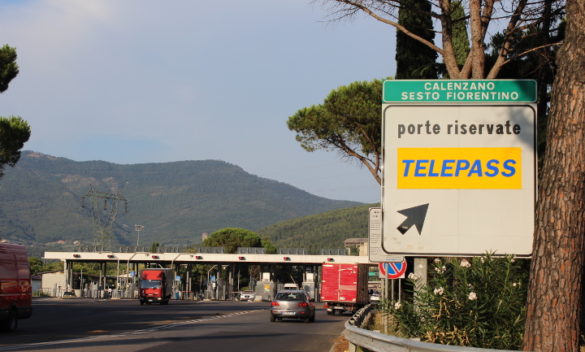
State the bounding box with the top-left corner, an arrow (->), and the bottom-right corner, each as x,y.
270,290 -> 315,323
239,291 -> 256,301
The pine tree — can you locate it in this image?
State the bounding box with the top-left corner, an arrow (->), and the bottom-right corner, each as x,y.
450,1 -> 469,68
0,45 -> 30,177
395,0 -> 437,79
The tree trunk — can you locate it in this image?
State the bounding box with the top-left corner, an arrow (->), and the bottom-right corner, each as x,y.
523,1 -> 585,351
468,0 -> 485,78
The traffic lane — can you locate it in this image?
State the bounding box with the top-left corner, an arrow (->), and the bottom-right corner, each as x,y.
138,307 -> 348,352
0,299 -> 266,346
1,304 -> 348,352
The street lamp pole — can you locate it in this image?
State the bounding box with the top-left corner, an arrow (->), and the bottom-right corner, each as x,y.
134,224 -> 144,250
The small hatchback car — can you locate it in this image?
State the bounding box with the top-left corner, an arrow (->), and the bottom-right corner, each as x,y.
270,290 -> 315,323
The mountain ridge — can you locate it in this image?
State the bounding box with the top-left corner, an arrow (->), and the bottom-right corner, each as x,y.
0,151 -> 360,255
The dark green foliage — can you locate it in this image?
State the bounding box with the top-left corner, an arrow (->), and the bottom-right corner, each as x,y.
288,79 -> 383,183
486,13 -> 564,161
0,45 -> 30,178
149,242 -> 160,253
202,227 -> 276,254
288,79 -> 382,154
260,204 -> 374,253
450,1 -> 470,67
395,0 -> 438,79
28,257 -> 44,276
386,255 -> 529,349
0,45 -> 19,93
0,152 -> 358,255
28,257 -> 63,276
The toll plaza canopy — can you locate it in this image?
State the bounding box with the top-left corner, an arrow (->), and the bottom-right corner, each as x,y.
44,251 -> 372,265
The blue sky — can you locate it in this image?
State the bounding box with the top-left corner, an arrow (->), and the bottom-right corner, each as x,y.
0,0 -> 397,202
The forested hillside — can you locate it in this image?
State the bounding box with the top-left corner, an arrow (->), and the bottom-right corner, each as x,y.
0,151 -> 359,255
259,203 -> 377,253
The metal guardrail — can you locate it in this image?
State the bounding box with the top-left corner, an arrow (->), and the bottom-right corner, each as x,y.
343,305 -> 519,352
237,247 -> 266,254
278,248 -> 307,255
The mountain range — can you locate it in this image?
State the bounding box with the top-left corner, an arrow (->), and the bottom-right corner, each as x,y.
0,151 -> 360,256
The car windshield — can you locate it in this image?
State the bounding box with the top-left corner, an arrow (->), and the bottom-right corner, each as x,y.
141,280 -> 162,289
275,292 -> 306,301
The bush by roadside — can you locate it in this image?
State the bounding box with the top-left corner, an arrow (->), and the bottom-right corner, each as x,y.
379,255 -> 529,350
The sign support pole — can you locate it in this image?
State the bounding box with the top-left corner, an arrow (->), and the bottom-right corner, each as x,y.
414,258 -> 427,309
386,276 -> 390,301
398,278 -> 402,302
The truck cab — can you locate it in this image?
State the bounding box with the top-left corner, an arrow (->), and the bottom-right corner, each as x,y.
139,268 -> 174,305
0,243 -> 32,331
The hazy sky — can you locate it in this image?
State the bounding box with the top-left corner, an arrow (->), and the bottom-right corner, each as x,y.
0,0 -> 396,203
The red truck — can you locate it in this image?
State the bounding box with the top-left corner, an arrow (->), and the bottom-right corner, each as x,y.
0,243 -> 32,331
321,263 -> 369,315
139,268 -> 175,305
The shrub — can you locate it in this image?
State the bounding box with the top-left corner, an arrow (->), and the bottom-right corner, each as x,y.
383,254 -> 529,349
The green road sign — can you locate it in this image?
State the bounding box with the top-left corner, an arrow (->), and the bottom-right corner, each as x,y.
383,80 -> 537,103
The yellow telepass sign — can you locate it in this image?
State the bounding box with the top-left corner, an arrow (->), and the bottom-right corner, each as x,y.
397,147 -> 522,189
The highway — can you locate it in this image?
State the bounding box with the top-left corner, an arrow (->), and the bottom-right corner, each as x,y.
0,298 -> 348,352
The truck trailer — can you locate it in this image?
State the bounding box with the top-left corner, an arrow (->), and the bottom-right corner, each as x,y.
139,268 -> 175,305
0,243 -> 32,331
321,263 -> 369,315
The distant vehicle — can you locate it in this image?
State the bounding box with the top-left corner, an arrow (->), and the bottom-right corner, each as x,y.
139,268 -> 174,305
270,290 -> 315,323
62,291 -> 76,298
283,283 -> 299,290
369,292 -> 381,303
0,243 -> 32,331
321,263 -> 369,315
239,291 -> 255,301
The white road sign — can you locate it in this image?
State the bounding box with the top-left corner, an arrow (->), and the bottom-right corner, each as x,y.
369,207 -> 404,262
379,80 -> 536,257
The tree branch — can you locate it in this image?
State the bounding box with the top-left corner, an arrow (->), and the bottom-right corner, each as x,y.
327,136 -> 381,184
439,0 -> 463,78
502,41 -> 563,66
333,0 -> 445,56
487,0 -> 529,79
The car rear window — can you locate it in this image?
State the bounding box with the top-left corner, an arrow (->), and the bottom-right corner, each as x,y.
275,292 -> 306,301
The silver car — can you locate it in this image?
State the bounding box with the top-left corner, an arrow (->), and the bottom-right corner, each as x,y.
270,290 -> 315,323
239,291 -> 256,301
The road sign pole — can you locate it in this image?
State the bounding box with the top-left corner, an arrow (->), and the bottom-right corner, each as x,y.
398,278 -> 402,302
414,258 -> 427,309
385,276 -> 389,301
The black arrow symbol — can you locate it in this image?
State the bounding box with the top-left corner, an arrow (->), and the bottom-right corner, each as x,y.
396,204 -> 429,235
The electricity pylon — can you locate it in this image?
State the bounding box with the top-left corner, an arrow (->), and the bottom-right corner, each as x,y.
81,185 -> 128,251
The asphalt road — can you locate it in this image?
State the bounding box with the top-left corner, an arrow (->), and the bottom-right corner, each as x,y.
0,298 -> 348,352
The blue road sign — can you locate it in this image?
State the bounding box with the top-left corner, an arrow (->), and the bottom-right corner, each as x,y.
379,261 -> 407,279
